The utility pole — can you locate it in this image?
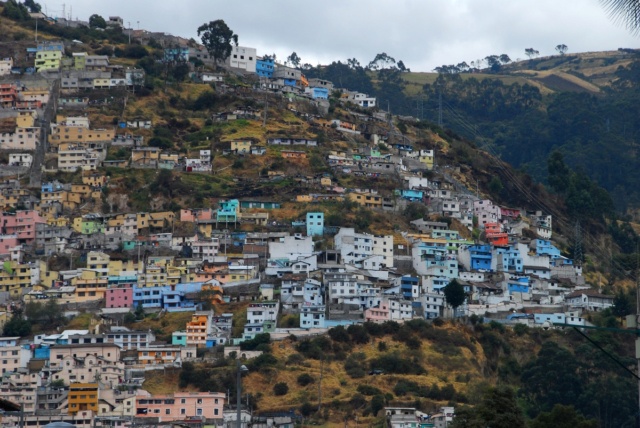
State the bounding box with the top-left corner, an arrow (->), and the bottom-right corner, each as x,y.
262,89 -> 268,127
317,357 -> 324,411
128,22 -> 131,44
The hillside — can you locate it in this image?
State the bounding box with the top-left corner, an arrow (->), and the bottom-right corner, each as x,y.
168,318 -> 637,427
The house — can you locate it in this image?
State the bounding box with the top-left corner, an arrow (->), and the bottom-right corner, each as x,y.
565,289 -> 614,311
228,46 -> 257,71
230,140 -> 252,153
256,56 -> 275,78
334,227 -> 394,268
136,392 -> 225,421
281,150 -> 306,159
0,58 -> 12,76
306,212 -> 324,236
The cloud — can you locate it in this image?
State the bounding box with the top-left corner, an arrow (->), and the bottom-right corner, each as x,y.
48,0 -> 639,71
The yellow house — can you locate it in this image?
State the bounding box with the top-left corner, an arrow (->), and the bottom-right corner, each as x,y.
86,251 -> 110,276
93,78 -> 110,89
137,213 -> 150,231
320,177 -> 332,186
68,383 -> 99,415
16,111 -> 36,128
39,260 -> 59,289
230,140 -> 252,153
0,262 -> 33,297
73,270 -> 108,302
186,312 -> 210,347
296,195 -> 313,203
82,172 -> 107,187
160,153 -> 179,163
132,148 -> 160,164
166,266 -> 186,286
149,212 -> 176,230
46,216 -> 70,227
197,222 -> 213,239
418,150 -> 434,170
49,125 -> 115,148
347,192 -> 383,208
107,259 -> 141,277
137,266 -> 168,288
35,50 -> 62,72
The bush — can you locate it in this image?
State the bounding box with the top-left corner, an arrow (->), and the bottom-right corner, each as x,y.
369,352 -> 425,375
328,325 -> 350,342
344,352 -> 367,378
250,353 -> 278,370
297,373 -> 315,386
357,384 -> 382,396
273,382 -> 289,396
300,402 -> 316,417
347,324 -> 370,344
513,323 -> 529,336
240,333 -> 270,350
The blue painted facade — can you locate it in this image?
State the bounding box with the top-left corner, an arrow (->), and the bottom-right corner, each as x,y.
309,87 -> 329,99
495,245 -> 523,272
217,199 -> 239,223
256,57 -> 275,78
395,189 -> 424,201
284,78 -> 297,86
306,212 -> 324,236
34,346 -> 50,360
164,47 -> 189,62
469,245 -> 492,271
401,276 -> 419,299
507,276 -> 530,293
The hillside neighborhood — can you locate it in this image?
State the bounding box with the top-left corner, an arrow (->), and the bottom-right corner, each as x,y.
0,4 -> 623,428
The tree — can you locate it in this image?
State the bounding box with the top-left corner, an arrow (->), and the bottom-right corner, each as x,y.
89,14 -> 107,29
525,48 -> 540,59
601,0 -> 640,34
3,310 -> 31,337
443,279 -> 466,310
397,60 -> 409,72
530,405 -> 597,428
24,0 -> 41,13
556,44 -> 568,55
197,20 -> 238,65
287,52 -> 301,68
273,382 -> 289,396
367,52 -> 396,70
1,0 -> 31,20
499,54 -> 512,64
450,386 -> 525,428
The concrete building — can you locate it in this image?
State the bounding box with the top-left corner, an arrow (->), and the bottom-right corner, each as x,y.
334,228 -> 394,268
228,46 -> 257,71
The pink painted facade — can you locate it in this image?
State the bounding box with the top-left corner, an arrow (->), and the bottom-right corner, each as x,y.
179,208 -> 214,222
105,286 -> 133,308
0,210 -> 45,244
365,300 -> 390,323
0,235 -> 19,255
500,206 -> 521,220
136,392 -> 225,421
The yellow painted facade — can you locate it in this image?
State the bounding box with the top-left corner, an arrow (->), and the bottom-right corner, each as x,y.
68,383 -> 99,415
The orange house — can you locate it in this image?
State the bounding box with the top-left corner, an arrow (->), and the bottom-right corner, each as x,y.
485,222 -> 508,246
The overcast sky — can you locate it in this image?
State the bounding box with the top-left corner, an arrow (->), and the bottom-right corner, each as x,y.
40,0 -> 638,71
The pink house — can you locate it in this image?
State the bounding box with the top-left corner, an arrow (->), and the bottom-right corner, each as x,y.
105,286 -> 134,308
180,208 -> 214,222
500,206 -> 521,221
0,234 -> 19,255
136,391 -> 225,421
0,210 -> 45,244
365,300 -> 390,323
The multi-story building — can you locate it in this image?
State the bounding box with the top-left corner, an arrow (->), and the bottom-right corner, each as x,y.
35,50 -> 62,72
0,337 -> 31,375
334,228 -> 394,268
228,46 -> 257,71
105,327 -> 155,350
135,391 -> 225,421
0,58 -> 12,76
67,383 -> 99,415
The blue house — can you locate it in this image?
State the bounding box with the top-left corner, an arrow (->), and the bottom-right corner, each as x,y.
495,245 -> 523,272
164,47 -> 189,62
401,276 -> 419,299
508,276 -> 530,294
308,87 -> 329,99
395,189 -> 424,201
217,199 -> 239,223
469,245 -> 492,271
133,286 -> 171,309
284,78 -> 297,87
306,212 -> 324,236
256,57 -> 275,78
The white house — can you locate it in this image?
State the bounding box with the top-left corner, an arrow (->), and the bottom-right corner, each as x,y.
228,46 -> 257,72
334,228 -> 394,268
565,289 -> 614,312
8,153 -> 33,167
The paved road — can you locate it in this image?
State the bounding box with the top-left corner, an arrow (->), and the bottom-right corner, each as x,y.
29,78 -> 59,188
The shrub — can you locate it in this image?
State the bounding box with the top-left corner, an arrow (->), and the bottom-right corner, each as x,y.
297,373 -> 315,386
377,341 -> 388,352
347,324 -> 370,344
357,384 -> 382,396
344,352 -> 367,378
273,382 -> 289,396
328,325 -> 350,342
300,402 -> 316,417
286,353 -> 304,366
369,352 -> 425,375
513,323 -> 529,336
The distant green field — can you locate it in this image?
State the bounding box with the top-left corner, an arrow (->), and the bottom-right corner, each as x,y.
401,72 -> 538,96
